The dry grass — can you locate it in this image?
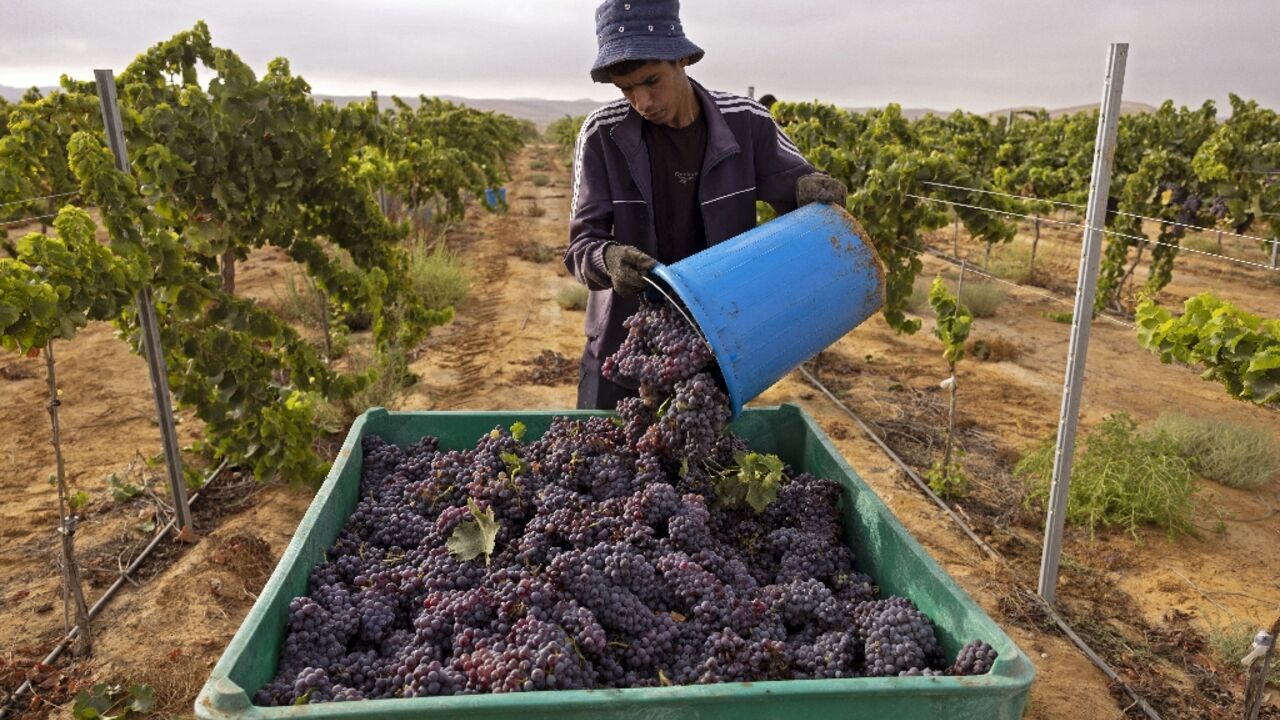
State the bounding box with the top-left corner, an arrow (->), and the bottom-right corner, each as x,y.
556,285 -> 588,311
987,243 -> 1035,285
514,241 -> 556,263
910,274 -> 1005,318
270,273 -> 326,329
1206,618 -> 1280,685
957,282 -> 1006,318
407,241 -> 469,312
1153,414 -> 1280,489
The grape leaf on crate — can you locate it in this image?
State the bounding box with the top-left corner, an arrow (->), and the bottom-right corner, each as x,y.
446,498 -> 499,564
510,421 -> 527,441
715,451 -> 785,512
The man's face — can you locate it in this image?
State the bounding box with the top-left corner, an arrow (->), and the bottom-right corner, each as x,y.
609,60 -> 689,127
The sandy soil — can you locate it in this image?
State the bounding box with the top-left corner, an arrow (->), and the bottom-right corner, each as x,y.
1,143 -> 1276,718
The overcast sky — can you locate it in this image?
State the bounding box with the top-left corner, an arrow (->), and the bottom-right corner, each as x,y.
2,0 -> 1277,112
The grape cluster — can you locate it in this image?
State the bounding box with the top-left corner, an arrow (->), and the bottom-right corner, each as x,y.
601,298 -> 715,394
949,639 -> 999,676
1155,181 -> 1209,239
257,296 -> 998,705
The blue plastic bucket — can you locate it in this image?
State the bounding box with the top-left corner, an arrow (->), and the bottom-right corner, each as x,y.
651,203 -> 885,416
482,187 -> 507,210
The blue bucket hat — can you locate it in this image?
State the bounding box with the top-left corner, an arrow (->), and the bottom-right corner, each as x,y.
590,0 -> 704,83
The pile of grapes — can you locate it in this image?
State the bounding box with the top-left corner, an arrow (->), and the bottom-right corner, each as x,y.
256,299 -> 997,704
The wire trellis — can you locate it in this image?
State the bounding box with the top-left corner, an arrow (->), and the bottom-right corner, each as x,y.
921,180 -> 1280,249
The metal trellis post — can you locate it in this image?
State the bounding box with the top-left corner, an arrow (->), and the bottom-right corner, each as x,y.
93,69 -> 194,539
372,90 -> 389,217
1037,44 -> 1127,603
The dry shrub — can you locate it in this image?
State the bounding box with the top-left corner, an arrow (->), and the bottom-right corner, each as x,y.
556,285 -> 588,311
968,337 -> 1021,363
515,350 -> 578,386
1153,414 -> 1280,490
514,241 -> 556,263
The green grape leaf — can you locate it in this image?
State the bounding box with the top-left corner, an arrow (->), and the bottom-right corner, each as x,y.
714,452 -> 785,512
509,421 -> 527,441
499,451 -> 527,478
447,498 -> 499,564
71,684 -> 113,719
127,683 -> 156,714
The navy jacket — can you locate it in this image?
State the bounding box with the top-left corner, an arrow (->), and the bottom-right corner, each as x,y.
566,79 -> 816,376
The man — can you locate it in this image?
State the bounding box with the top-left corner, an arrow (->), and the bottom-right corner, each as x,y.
566,0 -> 846,410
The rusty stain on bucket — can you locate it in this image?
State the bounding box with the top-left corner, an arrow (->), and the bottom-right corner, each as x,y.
830,207 -> 887,310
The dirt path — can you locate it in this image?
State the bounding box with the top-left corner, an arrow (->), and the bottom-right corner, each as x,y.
402,148 -> 585,412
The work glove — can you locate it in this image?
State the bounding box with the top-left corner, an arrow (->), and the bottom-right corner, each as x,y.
796,173 -> 848,207
603,244 -> 657,297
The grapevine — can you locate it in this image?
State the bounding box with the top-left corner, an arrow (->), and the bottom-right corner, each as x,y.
1136,293 -> 1280,405
772,102 -> 1015,333
926,274 -> 973,496
0,22 -> 527,485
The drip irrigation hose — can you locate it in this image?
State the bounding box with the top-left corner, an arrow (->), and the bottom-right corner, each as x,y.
0,460 -> 228,719
797,367 -> 1163,720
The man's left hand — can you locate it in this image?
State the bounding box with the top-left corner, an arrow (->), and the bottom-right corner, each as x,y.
796,173 -> 848,207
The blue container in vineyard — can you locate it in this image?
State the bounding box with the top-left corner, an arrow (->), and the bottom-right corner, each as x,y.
483,187 -> 507,210
651,203 -> 885,416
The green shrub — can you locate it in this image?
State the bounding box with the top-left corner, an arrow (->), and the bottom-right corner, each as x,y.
1017,413 -> 1199,541
927,459 -> 968,498
906,276 -> 931,314
987,244 -> 1034,285
545,115 -> 585,160
957,282 -> 1005,318
914,275 -> 1005,318
407,242 -> 469,312
531,174 -> 551,187
272,273 -> 327,328
556,285 -> 588,311
1153,414 -> 1280,489
529,158 -> 550,171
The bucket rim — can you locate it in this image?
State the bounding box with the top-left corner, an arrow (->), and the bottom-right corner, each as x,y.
648,264 -> 746,417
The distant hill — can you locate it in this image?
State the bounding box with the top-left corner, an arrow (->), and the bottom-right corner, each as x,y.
3,82 -> 1165,127
315,94 -> 609,128
845,106 -> 947,120
0,84 -> 57,102
983,100 -> 1160,120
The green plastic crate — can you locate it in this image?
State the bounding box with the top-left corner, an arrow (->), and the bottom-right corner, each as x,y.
196,404 -> 1034,719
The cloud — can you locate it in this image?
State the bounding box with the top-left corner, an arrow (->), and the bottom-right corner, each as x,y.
1,0 -> 1276,111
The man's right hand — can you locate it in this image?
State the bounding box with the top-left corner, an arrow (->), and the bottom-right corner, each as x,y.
603,244 -> 657,297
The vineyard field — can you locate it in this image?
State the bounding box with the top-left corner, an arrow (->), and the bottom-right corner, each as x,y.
2,141 -> 1277,718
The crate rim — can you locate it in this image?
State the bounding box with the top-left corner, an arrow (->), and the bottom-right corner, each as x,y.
196,404 -> 1034,718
